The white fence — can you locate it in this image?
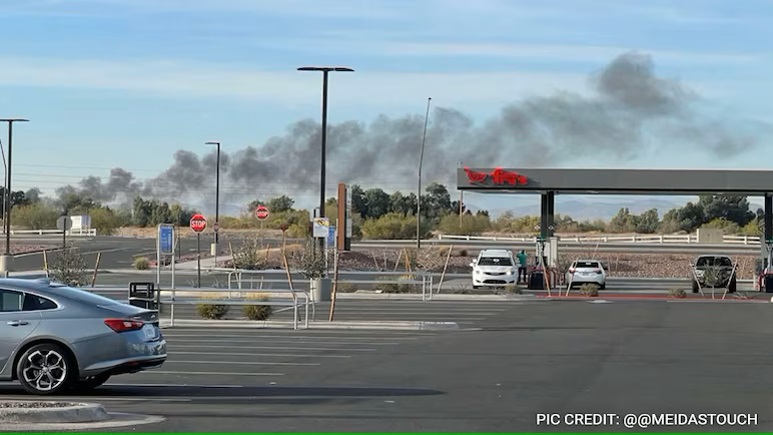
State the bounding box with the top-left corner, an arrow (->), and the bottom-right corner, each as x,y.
436,234 -> 761,245
0,228 -> 97,236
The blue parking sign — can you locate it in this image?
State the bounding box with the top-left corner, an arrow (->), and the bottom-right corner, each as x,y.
159,225 -> 174,255
327,226 -> 335,247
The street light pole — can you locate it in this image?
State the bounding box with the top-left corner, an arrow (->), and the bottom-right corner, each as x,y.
205,141 -> 221,268
297,66 -> 354,255
0,118 -> 29,276
417,97 -> 431,249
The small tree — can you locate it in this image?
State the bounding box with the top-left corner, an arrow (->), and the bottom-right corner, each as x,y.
299,240 -> 326,279
49,243 -> 88,287
232,237 -> 268,270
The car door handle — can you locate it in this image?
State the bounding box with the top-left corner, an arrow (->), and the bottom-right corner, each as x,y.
7,321 -> 29,327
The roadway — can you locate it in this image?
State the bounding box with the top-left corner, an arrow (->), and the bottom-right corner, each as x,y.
2,301 -> 772,431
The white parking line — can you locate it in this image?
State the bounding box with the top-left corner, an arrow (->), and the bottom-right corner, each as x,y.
162,328 -> 437,336
169,351 -> 352,359
167,338 -> 401,346
105,383 -> 244,388
161,334 -> 424,341
168,344 -> 377,352
166,360 -> 321,366
139,371 -> 285,376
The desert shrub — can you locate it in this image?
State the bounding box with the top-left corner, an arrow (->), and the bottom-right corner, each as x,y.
134,256 -> 149,270
11,203 -> 59,230
436,213 -> 491,236
503,283 -> 523,294
232,237 -> 268,270
336,282 -> 358,293
243,293 -> 272,321
702,265 -> 726,288
669,288 -> 687,298
579,283 -> 599,297
373,275 -> 417,293
49,243 -> 89,287
196,293 -> 230,319
361,213 -> 430,240
299,240 -> 326,279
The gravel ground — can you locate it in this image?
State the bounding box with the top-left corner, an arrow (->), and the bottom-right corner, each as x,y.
0,244 -> 54,254
217,246 -> 760,280
0,401 -> 78,408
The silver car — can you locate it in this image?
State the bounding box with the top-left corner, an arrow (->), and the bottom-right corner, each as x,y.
0,278 -> 166,395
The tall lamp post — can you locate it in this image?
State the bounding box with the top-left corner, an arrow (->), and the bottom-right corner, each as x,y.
0,118 -> 29,276
416,98 -> 431,249
205,141 -> 221,267
297,66 -> 354,254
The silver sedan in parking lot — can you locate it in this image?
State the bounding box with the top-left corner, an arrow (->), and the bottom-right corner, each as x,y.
0,278 -> 166,395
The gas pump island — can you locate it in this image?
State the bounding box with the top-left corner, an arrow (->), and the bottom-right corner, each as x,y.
458,167 -> 773,291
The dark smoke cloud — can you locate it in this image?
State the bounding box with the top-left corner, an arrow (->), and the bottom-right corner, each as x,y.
57,51 -> 766,207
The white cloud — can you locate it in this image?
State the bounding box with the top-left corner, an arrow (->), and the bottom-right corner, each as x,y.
0,56 -> 588,106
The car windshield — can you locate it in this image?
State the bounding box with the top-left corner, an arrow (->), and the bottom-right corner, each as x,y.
48,285 -> 123,306
478,257 -> 513,266
696,256 -> 732,267
574,261 -> 600,269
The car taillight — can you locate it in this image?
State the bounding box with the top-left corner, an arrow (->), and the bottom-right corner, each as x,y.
595,269 -> 602,274
568,268 -> 575,273
104,319 -> 144,333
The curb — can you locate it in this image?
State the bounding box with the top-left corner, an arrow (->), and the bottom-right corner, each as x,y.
0,401 -> 110,424
159,319 -> 461,331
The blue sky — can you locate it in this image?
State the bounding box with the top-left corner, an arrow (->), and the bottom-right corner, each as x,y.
0,0 -> 771,218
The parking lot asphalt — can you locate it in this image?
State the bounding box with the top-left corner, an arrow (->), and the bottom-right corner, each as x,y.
89,285 -> 515,325
3,300 -> 773,432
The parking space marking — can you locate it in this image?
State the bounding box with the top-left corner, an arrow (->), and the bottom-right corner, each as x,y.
165,360 -> 321,366
168,344 -> 377,352
167,338 -> 402,346
139,370 -> 285,377
105,383 -> 244,388
169,351 -> 352,359
161,334 -> 425,341
162,328 -> 439,337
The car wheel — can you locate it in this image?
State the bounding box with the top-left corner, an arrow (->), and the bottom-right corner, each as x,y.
72,373 -> 111,391
599,283 -> 606,290
692,280 -> 699,293
16,343 -> 73,395
728,278 -> 737,294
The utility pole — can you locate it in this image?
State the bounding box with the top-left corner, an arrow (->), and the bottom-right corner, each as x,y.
416,97 -> 431,249
297,66 -> 354,257
0,118 -> 29,277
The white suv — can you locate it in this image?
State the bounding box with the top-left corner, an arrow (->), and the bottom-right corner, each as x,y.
470,249 -> 518,289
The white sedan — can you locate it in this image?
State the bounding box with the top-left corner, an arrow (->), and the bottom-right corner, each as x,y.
565,259 -> 607,289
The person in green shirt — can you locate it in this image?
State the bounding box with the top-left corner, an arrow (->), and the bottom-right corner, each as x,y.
516,250 -> 528,283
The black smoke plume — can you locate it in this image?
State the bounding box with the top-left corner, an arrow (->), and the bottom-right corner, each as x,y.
55,51 -> 766,208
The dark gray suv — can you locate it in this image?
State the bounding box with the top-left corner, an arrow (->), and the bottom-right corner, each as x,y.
691,255 -> 737,293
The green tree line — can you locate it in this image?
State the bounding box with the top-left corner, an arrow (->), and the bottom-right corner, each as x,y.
6,183 -> 765,239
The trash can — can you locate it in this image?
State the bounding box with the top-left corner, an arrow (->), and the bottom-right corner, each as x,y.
764,275 -> 773,293
128,282 -> 158,310
528,271 -> 545,290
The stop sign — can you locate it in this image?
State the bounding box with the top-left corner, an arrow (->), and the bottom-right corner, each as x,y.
255,205 -> 270,220
189,214 -> 207,232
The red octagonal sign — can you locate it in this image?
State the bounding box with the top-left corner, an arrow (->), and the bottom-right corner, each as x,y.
255,205 -> 270,221
189,214 -> 207,233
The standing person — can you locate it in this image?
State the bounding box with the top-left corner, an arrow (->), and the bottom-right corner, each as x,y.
516,249 -> 528,283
